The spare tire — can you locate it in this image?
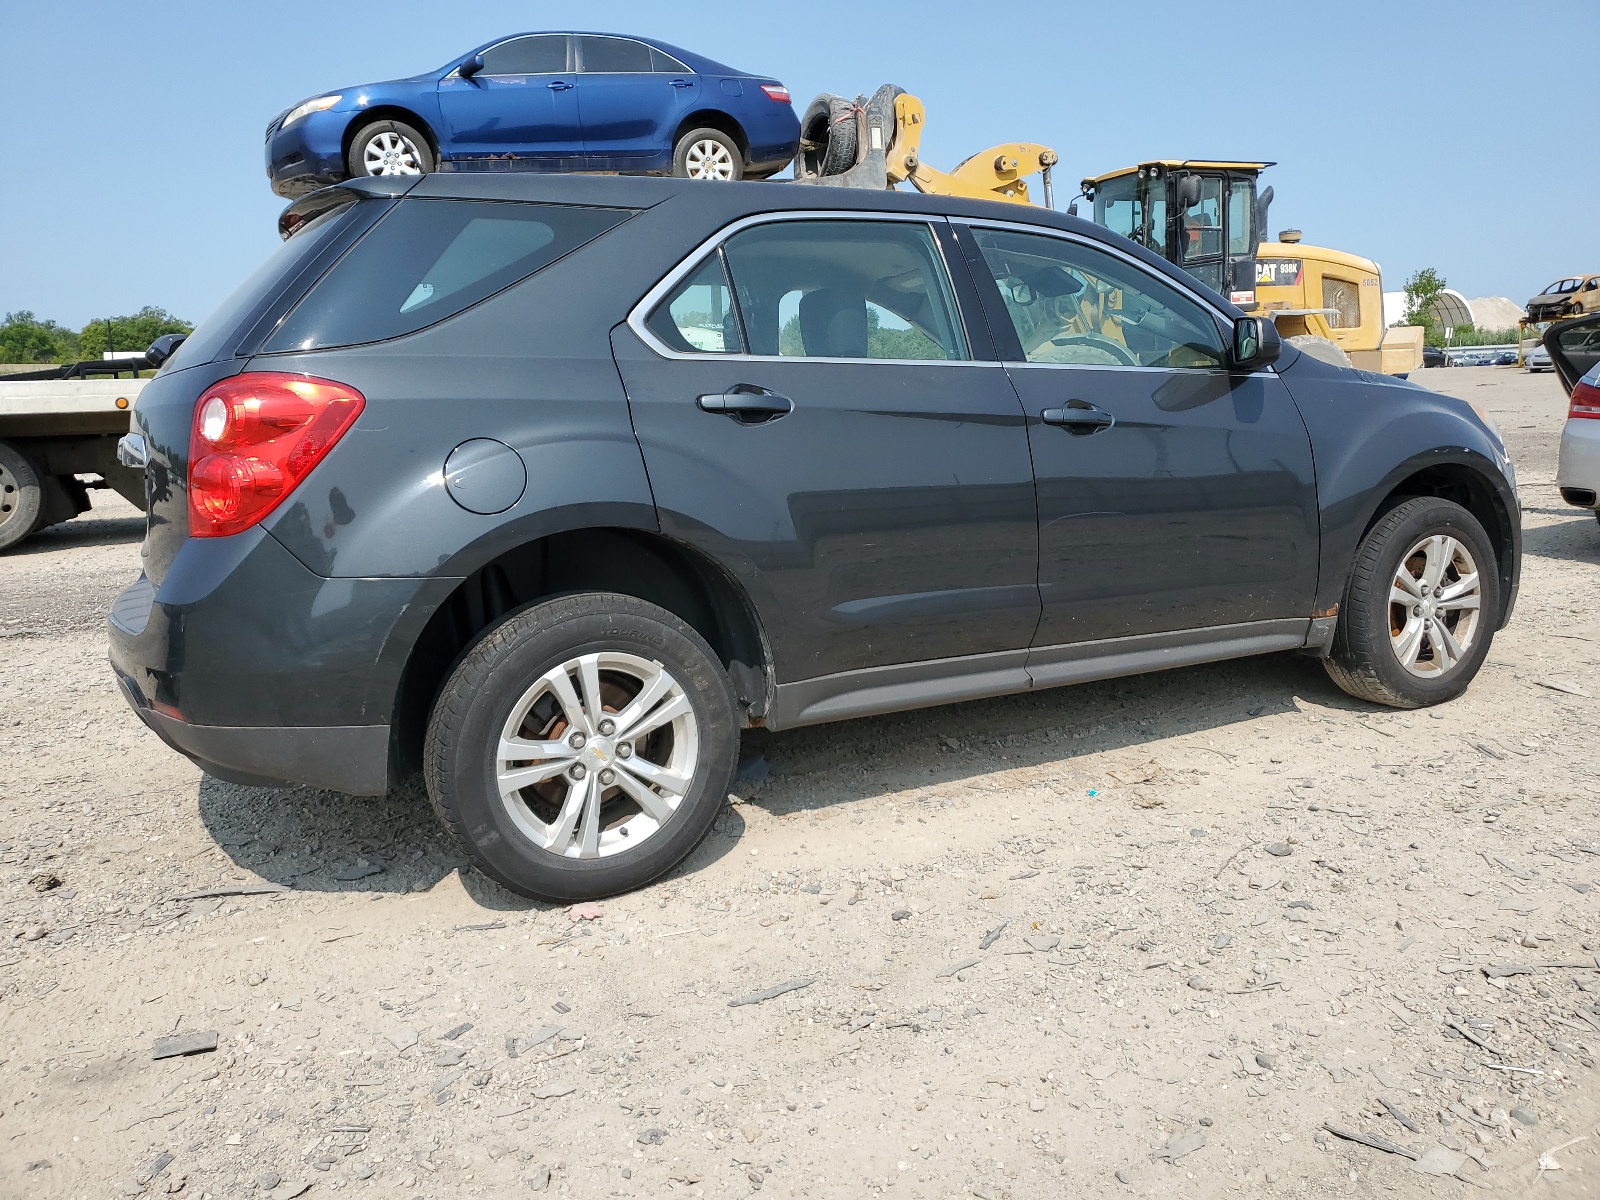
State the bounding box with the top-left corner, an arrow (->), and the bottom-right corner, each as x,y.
1285,334 -> 1354,369
799,94 -> 858,177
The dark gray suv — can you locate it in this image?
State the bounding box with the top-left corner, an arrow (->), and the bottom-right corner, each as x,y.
108,174 -> 1520,900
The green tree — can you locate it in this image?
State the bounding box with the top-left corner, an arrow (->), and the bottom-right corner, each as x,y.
0,310 -> 79,364
77,306 -> 192,359
1401,268 -> 1449,345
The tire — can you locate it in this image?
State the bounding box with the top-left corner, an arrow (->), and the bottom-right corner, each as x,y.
346,119 -> 434,180
798,94 -> 858,177
424,593 -> 739,901
1285,334 -> 1354,369
0,441 -> 44,553
672,128 -> 743,181
1323,497 -> 1500,708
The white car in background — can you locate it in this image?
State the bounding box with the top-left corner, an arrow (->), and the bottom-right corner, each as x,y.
1526,344 -> 1552,372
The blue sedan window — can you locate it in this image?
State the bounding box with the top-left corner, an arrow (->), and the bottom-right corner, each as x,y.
481,35 -> 568,75
577,36 -> 654,73
263,199 -> 632,351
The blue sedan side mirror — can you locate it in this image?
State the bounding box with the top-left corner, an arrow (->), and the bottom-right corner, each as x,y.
459,54 -> 485,80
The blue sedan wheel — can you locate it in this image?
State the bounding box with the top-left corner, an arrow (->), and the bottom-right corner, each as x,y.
348,120 -> 435,180
672,128 -> 743,181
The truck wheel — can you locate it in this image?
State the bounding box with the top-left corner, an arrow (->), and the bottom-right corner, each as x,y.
1323,497 -> 1499,708
347,120 -> 434,179
0,441 -> 44,552
798,94 -> 858,177
672,129 -> 743,180
424,593 -> 739,901
1285,334 -> 1354,369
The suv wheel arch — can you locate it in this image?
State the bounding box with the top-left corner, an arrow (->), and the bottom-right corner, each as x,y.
388,527 -> 771,781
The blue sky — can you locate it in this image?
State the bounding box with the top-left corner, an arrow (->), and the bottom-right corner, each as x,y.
2,0 -> 1596,330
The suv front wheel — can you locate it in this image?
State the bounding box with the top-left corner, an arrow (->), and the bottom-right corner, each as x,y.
1324,496 -> 1500,708
425,593 -> 739,901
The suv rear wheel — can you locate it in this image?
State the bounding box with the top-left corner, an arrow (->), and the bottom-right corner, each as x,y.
424,593 -> 739,901
1324,496 -> 1499,707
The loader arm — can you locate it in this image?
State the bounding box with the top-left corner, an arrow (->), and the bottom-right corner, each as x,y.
886,94 -> 1057,206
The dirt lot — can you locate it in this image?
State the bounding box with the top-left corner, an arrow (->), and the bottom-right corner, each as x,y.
2,367 -> 1599,1200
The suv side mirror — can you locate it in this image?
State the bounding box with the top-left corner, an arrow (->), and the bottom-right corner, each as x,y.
1232,316 -> 1280,370
459,54 -> 484,80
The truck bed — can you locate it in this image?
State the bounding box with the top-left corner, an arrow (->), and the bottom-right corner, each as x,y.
0,378 -> 144,437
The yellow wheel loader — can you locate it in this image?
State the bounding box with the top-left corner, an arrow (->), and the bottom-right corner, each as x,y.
1076,161 -> 1422,374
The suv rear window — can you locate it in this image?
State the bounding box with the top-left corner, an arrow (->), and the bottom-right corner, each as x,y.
263,200 -> 633,352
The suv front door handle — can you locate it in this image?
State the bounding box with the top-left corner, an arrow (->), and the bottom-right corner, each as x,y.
697,387 -> 794,424
1040,402 -> 1114,435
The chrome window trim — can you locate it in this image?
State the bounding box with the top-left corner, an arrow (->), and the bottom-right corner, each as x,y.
472,33 -> 573,78
956,215 -> 1276,374
626,210 -> 993,368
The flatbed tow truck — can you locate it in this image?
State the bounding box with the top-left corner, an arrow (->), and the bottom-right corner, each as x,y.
0,358 -> 156,551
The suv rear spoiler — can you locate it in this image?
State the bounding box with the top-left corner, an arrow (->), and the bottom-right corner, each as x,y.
278,176 -> 424,240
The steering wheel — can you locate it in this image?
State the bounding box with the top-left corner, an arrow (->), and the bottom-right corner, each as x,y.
1047,333 -> 1138,366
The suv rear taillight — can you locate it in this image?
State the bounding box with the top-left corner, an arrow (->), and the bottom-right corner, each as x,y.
760,83 -> 791,103
188,372 -> 364,537
1570,377 -> 1600,420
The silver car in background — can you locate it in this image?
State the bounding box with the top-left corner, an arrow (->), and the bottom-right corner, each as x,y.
1549,316 -> 1600,522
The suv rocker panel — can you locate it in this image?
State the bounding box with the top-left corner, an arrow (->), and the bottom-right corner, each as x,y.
766,618 -> 1311,729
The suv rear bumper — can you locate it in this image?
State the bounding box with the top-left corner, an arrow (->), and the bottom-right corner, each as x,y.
105,528 -> 442,797
112,663 -> 390,794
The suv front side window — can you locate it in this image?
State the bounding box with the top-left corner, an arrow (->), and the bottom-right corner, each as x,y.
971,227 -> 1226,369
717,220 -> 968,360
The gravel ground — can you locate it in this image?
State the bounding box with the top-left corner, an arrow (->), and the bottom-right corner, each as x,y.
2,367 -> 1599,1199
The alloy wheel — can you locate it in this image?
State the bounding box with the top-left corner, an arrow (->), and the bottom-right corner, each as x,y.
684,139 -> 736,180
1388,533 -> 1483,677
495,651 -> 699,859
362,131 -> 424,176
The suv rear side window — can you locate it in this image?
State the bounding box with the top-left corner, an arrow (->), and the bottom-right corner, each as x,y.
647,253 -> 743,353
263,200 -> 632,352
717,220 -> 968,360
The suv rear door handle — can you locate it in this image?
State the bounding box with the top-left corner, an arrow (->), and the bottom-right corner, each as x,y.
1040,402 -> 1114,435
547,80 -> 573,91
697,387 -> 794,423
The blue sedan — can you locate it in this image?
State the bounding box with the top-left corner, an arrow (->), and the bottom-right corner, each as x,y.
265,32 -> 800,198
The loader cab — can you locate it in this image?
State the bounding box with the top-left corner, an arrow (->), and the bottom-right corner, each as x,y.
1084,160 -> 1272,311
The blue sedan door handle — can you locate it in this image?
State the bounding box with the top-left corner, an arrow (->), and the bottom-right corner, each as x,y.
1040,401 -> 1114,435
669,78 -> 694,88
697,386 -> 794,424
547,80 -> 574,91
